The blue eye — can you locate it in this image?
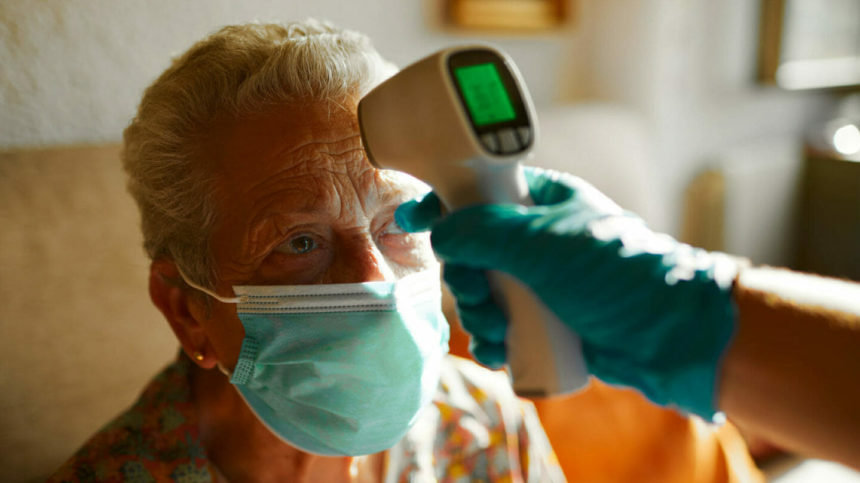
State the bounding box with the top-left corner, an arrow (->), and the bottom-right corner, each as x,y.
288,235 -> 316,254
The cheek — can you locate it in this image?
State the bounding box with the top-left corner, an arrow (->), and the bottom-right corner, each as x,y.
382,232 -> 438,275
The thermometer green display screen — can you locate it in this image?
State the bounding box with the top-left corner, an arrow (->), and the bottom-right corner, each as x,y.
453,63 -> 517,127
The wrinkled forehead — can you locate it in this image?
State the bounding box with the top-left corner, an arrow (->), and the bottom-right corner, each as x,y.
208,132 -> 426,218
201,102 -> 429,257
206,102 -> 427,200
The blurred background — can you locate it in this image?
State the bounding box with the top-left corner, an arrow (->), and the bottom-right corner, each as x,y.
1,0 -> 859,481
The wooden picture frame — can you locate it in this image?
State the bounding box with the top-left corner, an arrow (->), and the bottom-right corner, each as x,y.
444,0 -> 570,32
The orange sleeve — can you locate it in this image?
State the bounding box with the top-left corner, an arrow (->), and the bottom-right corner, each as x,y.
447,315 -> 764,482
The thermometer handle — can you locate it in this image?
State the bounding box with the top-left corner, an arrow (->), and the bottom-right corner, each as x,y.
489,270 -> 588,397
440,163 -> 590,397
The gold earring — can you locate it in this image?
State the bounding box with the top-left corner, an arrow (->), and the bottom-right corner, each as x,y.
193,351 -> 204,362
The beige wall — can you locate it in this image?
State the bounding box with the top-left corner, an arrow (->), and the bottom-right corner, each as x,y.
0,145 -> 177,482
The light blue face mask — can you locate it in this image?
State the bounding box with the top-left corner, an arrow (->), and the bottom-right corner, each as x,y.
182,269 -> 450,456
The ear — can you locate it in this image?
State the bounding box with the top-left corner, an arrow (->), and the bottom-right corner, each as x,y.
149,259 -> 218,370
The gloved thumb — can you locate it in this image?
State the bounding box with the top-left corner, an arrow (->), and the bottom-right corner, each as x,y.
395,191 -> 443,233
430,203 -> 532,271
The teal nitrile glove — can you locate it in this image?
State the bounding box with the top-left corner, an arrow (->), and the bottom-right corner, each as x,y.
395,167 -> 742,419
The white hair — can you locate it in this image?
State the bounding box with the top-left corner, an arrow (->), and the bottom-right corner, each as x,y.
122,19 -> 396,291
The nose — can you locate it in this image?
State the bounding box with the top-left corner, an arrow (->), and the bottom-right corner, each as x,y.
329,234 -> 396,283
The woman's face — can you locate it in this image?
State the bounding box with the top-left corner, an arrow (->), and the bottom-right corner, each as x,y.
189,100 -> 438,369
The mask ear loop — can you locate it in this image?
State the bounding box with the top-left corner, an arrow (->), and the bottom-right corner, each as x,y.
175,265 -> 243,304
216,361 -> 233,378
175,265 -> 240,378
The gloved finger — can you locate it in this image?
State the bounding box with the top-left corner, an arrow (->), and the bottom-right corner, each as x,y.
394,191 -> 442,233
443,264 -> 493,307
469,339 -> 507,369
523,166 -> 576,205
431,203 -> 530,270
455,298 -> 508,345
525,166 -> 624,216
444,263 -> 509,367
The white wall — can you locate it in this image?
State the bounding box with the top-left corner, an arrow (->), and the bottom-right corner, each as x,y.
563,0 -> 837,233
0,0 -> 568,149
0,0 -> 839,234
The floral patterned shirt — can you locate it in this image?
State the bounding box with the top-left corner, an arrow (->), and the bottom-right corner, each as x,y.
48,355 -> 565,482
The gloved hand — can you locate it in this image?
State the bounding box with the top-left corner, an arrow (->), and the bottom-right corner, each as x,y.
396,167 -> 742,418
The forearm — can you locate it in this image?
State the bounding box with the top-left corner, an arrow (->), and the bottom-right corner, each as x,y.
718,267 -> 860,468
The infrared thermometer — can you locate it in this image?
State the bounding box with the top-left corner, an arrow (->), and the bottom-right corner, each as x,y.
358,45 -> 588,397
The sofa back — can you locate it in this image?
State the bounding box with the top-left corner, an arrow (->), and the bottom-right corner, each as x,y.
0,145 -> 177,482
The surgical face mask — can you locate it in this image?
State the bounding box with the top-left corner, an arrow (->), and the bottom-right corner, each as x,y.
181,269 -> 450,456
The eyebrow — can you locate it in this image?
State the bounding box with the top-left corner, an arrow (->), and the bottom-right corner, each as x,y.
246,174 -> 414,250
373,186 -> 402,209
263,206 -> 333,236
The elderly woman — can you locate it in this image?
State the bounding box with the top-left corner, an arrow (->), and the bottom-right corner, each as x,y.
48,20 -> 563,482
